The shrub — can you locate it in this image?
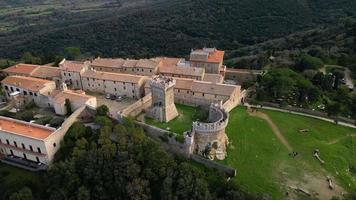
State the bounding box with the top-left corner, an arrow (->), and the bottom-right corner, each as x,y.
50,117 -> 64,127
175,135 -> 185,144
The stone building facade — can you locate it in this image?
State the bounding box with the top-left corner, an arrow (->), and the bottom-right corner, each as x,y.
190,48 -> 226,75
81,70 -> 148,99
185,103 -> 229,160
146,76 -> 178,122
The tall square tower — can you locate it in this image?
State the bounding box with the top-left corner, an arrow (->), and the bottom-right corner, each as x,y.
147,75 -> 178,122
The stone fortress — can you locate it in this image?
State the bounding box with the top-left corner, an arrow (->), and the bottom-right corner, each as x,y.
147,75 -> 178,122
188,103 -> 229,160
0,48 -> 246,164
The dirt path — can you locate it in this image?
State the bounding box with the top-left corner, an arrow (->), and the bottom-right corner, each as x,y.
248,109 -> 293,151
327,134 -> 356,145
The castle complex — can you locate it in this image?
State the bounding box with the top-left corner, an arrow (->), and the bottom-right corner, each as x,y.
0,48 -> 245,168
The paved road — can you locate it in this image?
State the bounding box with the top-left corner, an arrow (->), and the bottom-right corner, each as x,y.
245,103 -> 356,129
344,68 -> 354,90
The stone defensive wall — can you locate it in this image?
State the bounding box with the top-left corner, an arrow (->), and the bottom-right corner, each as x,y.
222,89 -> 247,112
193,103 -> 229,133
119,94 -> 152,118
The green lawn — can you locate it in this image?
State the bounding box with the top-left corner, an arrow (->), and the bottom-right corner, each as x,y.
222,107 -> 356,199
0,163 -> 43,199
145,104 -> 208,135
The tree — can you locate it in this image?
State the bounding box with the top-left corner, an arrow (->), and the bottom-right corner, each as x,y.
298,55 -> 324,71
96,105 -> 109,116
9,187 -> 33,200
65,98 -> 72,115
65,47 -> 81,60
326,102 -> 341,116
21,52 -> 41,64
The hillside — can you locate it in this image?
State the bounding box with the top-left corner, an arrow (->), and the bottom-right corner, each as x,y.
0,0 -> 356,60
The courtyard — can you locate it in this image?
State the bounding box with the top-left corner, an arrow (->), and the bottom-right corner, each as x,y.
144,104 -> 208,135
223,107 -> 356,199
87,92 -> 136,118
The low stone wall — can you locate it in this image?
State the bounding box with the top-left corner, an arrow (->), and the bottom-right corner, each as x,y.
120,94 -> 152,117
135,121 -> 237,177
191,155 -> 236,177
135,121 -> 189,156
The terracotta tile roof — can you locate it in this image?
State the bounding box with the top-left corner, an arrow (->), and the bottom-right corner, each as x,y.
2,64 -> 39,76
159,65 -> 204,77
31,66 -> 61,79
59,60 -> 86,72
135,59 -> 159,69
52,90 -> 95,104
203,73 -> 223,83
90,58 -> 125,68
190,48 -> 225,63
207,50 -> 224,63
122,59 -> 138,68
156,57 -> 181,66
82,70 -> 145,84
145,77 -> 239,97
0,116 -> 56,140
1,76 -> 54,92
190,81 -> 238,96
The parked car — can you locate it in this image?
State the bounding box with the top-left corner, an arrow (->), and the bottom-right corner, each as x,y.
105,94 -> 111,99
110,95 -> 116,100
116,96 -> 123,102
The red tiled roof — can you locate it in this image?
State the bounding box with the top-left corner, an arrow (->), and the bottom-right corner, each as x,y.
1,76 -> 54,92
0,116 -> 55,140
2,64 -> 39,76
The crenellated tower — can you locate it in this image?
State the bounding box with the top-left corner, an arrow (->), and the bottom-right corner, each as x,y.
147,75 -> 178,122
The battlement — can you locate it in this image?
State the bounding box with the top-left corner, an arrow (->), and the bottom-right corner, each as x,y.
149,75 -> 176,90
192,103 -> 229,133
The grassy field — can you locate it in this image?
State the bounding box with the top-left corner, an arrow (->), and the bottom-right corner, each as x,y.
145,104 -> 208,135
223,107 -> 356,199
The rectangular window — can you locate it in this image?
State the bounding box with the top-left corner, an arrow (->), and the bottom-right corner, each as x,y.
10,150 -> 13,155
87,78 -> 89,81
114,88 -> 117,91
6,139 -> 9,145
4,86 -> 8,90
29,92 -> 33,95
30,145 -> 33,151
23,91 -> 27,95
37,147 -> 41,154
22,143 -> 25,149
36,157 -> 40,163
34,93 -> 37,97
16,88 -> 19,92
23,153 -> 27,160
14,141 -> 17,147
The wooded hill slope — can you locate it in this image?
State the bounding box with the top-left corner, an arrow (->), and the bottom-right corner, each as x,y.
0,0 -> 356,60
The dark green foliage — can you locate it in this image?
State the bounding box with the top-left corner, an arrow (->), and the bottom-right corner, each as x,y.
34,116 -> 53,125
9,187 -> 33,200
16,111 -> 34,122
21,52 -> 41,65
175,135 -> 185,144
96,105 -> 109,116
47,118 -> 256,200
64,98 -> 72,116
256,68 -> 320,105
1,0 -> 356,59
49,117 -> 64,128
297,55 -> 324,71
64,47 -> 81,60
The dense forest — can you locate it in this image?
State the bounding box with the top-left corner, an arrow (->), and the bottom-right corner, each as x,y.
1,0 -> 356,60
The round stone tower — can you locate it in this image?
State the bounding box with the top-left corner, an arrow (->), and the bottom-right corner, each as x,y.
147,75 -> 179,122
190,103 -> 229,160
